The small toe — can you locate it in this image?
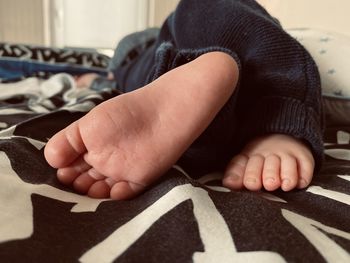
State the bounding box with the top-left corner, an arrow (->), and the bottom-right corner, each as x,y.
73,172 -> 96,194
223,154 -> 248,190
87,180 -> 111,199
57,157 -> 91,185
110,181 -> 146,200
243,154 -> 264,191
262,154 -> 281,191
297,178 -> 309,189
296,157 -> 314,189
280,155 -> 298,191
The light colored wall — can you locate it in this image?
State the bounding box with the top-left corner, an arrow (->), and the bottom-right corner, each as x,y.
151,0 -> 350,36
55,0 -> 149,48
1,0 -> 348,46
0,0 -> 149,48
0,0 -> 46,44
257,0 -> 350,36
149,0 -> 179,27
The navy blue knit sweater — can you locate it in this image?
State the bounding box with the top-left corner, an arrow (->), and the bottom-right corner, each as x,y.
115,0 -> 324,173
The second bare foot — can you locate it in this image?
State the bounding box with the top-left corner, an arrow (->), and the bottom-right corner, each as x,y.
223,134 -> 315,192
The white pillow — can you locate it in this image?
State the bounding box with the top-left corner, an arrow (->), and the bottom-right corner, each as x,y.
287,28 -> 350,125
287,28 -> 350,98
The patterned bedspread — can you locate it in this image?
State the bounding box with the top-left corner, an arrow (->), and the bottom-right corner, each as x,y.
0,43 -> 349,263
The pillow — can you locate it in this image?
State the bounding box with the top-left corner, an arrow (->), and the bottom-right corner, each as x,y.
287,28 -> 350,126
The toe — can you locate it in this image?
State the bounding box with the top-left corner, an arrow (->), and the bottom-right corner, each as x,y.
223,154 -> 248,190
280,154 -> 298,191
243,154 -> 264,191
110,181 -> 146,200
87,168 -> 106,180
262,154 -> 281,191
296,156 -> 314,189
73,172 -> 96,194
87,180 -> 111,199
57,157 -> 91,185
45,121 -> 87,168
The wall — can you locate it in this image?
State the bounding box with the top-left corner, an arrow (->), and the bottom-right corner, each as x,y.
54,0 -> 149,48
149,0 -> 179,27
0,0 -> 149,48
1,0 -> 349,47
0,0 -> 47,44
257,0 -> 350,36
150,0 -> 350,36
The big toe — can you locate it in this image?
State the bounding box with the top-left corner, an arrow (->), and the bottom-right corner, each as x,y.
45,120 -> 86,168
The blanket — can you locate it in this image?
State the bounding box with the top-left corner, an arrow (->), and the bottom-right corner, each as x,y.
0,44 -> 349,263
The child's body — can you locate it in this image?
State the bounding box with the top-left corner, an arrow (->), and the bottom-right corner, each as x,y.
44,0 -> 324,200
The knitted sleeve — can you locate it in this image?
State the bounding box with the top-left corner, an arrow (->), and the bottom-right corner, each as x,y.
170,0 -> 324,171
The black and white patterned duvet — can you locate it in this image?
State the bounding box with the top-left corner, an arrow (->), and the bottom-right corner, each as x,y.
0,44 -> 349,263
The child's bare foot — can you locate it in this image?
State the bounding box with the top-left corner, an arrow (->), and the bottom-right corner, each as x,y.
223,134 -> 315,192
45,52 -> 239,199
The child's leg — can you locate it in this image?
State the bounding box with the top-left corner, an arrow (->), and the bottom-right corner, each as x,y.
44,51 -> 239,199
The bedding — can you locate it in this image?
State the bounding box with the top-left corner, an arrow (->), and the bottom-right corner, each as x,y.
288,28 -> 350,126
0,41 -> 349,263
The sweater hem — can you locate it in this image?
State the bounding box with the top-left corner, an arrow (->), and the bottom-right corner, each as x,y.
240,96 -> 324,173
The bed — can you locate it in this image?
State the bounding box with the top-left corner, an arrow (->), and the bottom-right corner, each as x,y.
0,28 -> 349,263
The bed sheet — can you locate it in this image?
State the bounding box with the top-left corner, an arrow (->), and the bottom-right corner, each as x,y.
0,43 -> 349,263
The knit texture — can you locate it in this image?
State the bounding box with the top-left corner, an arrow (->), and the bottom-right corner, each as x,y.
157,0 -> 324,171
116,0 -> 324,173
